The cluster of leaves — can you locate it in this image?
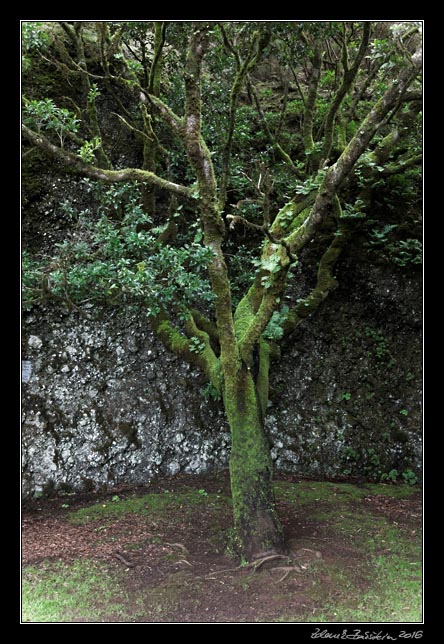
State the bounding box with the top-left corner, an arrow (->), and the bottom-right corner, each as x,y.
387,239 -> 422,267
22,22 -> 50,72
295,169 -> 326,196
201,382 -> 223,402
22,183 -> 215,317
342,435 -> 419,484
380,468 -> 418,485
78,136 -> 102,163
23,99 -> 80,147
263,305 -> 289,341
365,221 -> 422,269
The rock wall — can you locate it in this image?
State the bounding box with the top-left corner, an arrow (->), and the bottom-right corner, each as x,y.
21,257 -> 422,497
267,260 -> 422,479
21,306 -> 230,497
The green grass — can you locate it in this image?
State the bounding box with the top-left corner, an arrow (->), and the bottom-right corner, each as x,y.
299,546 -> 422,623
22,559 -> 137,623
280,505 -> 422,622
274,480 -> 419,505
69,489 -> 229,524
22,559 -> 204,623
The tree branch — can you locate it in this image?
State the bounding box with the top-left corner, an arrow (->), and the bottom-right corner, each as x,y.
379,153 -> 422,177
285,43 -> 422,256
146,93 -> 184,140
283,202 -> 349,337
219,23 -> 241,67
184,22 -> 239,382
249,80 -> 302,177
319,22 -> 371,167
302,44 -> 322,155
151,312 -> 221,391
238,290 -> 280,366
288,62 -> 306,106
148,22 -> 167,95
226,214 -> 296,264
190,309 -> 220,347
218,25 -> 271,210
22,124 -> 192,199
112,111 -> 153,146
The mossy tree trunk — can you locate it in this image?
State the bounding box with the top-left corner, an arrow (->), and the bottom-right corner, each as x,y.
225,362 -> 285,559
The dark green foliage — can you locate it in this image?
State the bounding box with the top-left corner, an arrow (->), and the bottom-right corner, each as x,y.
263,305 -> 289,341
201,382 -> 223,401
22,22 -> 51,72
22,182 -> 215,317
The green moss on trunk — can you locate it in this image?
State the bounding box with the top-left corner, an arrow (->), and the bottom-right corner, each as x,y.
224,366 -> 285,561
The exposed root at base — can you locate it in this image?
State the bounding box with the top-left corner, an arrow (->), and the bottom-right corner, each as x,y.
206,554 -> 289,578
205,549 -> 322,581
273,565 -> 304,583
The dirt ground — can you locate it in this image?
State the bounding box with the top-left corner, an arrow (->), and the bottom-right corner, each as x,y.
21,471 -> 422,623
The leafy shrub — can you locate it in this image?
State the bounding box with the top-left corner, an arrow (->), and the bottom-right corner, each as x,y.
23,99 -> 80,147
21,183 -> 216,316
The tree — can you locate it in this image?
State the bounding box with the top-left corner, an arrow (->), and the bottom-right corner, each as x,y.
21,21 -> 422,560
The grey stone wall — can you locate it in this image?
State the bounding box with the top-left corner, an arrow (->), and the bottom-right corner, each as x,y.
22,307 -> 230,497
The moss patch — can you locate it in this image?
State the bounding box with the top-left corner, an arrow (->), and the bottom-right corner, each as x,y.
274,479 -> 418,505
69,489 -> 229,525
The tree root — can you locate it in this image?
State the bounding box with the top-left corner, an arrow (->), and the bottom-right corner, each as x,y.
205,549 -> 322,581
165,542 -> 189,554
273,565 -> 304,583
176,558 -> 192,567
205,554 -> 289,579
114,551 -> 135,568
251,553 -> 289,571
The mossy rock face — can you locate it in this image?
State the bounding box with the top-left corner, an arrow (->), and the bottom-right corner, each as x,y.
266,252 -> 422,482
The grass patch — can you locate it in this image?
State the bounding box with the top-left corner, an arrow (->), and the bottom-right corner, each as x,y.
300,549 -> 422,623
22,559 -> 136,623
274,480 -> 419,505
283,505 -> 422,622
69,489 -> 229,525
22,560 -> 207,623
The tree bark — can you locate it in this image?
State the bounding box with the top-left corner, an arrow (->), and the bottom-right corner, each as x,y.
224,361 -> 285,560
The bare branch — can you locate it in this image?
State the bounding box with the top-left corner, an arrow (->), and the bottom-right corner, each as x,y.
112,111 -> 154,145
249,80 -> 302,177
